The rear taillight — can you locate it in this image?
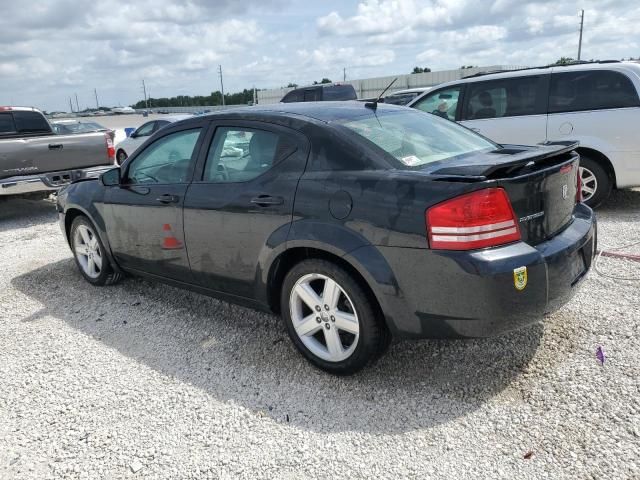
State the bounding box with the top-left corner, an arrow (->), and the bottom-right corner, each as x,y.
105,134 -> 115,162
426,188 -> 521,250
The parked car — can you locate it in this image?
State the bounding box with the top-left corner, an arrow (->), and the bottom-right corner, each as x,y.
114,115 -> 192,164
0,107 -> 115,198
281,83 -> 357,102
50,119 -> 115,142
407,61 -> 640,207
57,102 -> 595,374
384,87 -> 432,105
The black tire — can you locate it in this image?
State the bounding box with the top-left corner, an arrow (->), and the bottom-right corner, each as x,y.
579,155 -> 612,208
281,259 -> 390,375
116,149 -> 127,165
70,216 -> 123,286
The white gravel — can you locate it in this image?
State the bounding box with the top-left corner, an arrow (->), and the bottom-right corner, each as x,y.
0,191 -> 639,479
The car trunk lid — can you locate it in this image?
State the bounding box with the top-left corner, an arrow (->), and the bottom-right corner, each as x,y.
424,142 -> 580,245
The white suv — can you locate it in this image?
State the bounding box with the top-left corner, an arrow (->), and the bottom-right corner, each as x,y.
408,61 -> 640,207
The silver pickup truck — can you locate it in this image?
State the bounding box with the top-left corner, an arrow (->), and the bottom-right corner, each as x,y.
0,106 -> 115,197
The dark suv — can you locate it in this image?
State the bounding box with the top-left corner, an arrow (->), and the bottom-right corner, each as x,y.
281,84 -> 357,102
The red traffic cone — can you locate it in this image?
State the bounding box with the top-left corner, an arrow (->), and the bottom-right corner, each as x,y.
162,223 -> 183,250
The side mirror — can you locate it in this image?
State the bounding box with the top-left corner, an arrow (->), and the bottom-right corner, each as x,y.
101,167 -> 121,186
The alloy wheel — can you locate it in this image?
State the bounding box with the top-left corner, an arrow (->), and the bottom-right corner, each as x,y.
73,224 -> 103,279
289,273 -> 360,362
579,166 -> 598,203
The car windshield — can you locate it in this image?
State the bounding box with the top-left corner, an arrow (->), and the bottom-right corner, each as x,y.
336,109 -> 496,168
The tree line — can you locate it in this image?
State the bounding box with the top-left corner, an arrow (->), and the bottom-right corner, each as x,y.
131,89 -> 256,109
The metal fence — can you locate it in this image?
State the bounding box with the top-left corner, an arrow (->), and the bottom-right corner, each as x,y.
257,65 -> 524,104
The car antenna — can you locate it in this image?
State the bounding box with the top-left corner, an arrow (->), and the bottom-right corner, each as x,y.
365,77 -> 397,110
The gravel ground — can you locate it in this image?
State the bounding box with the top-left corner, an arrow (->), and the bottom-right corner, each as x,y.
0,190 -> 639,479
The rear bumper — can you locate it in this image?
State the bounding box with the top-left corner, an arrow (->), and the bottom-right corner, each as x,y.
351,203 -> 596,339
0,166 -> 112,196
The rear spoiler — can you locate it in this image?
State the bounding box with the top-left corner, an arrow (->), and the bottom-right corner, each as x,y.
429,141 -> 579,180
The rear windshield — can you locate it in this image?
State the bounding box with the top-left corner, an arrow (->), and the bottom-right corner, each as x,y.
337,109 -> 496,167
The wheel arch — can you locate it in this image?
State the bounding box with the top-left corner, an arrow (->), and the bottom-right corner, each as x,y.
575,146 -> 617,188
265,243 -> 398,336
63,205 -> 124,274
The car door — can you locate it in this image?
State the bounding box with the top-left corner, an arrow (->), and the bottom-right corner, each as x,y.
458,75 -> 549,145
103,124 -> 205,281
183,121 -> 309,298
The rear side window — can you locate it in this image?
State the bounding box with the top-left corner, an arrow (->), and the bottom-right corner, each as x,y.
13,111 -> 50,133
0,113 -> 16,133
462,76 -> 546,120
323,85 -> 357,101
203,127 -> 297,183
303,89 -> 321,101
549,70 -> 640,112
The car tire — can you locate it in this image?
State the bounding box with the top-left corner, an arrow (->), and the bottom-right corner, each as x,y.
579,155 -> 612,208
116,150 -> 127,165
70,216 -> 122,286
281,259 -> 390,375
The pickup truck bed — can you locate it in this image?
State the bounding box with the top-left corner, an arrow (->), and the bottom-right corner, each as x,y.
0,107 -> 115,196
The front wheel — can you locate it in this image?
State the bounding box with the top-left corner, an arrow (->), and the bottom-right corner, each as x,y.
281,259 -> 389,375
70,216 -> 122,286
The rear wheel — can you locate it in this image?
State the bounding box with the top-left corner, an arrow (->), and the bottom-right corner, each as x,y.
116,149 -> 128,165
70,216 -> 122,286
579,155 -> 611,208
281,259 -> 389,375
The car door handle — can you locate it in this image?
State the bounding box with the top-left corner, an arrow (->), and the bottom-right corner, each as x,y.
156,194 -> 180,204
48,143 -> 64,150
251,195 -> 284,206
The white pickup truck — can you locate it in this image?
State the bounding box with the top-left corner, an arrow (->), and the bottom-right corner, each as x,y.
0,106 -> 115,197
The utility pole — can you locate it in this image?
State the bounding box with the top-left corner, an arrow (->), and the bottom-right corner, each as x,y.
142,79 -> 149,110
253,86 -> 257,105
94,88 -> 99,109
577,9 -> 584,61
74,93 -> 80,112
343,67 -> 346,82
69,97 -> 73,113
218,65 -> 225,106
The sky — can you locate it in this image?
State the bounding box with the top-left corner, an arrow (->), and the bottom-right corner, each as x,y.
1,0 -> 638,112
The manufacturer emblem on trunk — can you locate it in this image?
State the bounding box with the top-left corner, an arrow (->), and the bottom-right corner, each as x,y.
513,266 -> 528,291
562,184 -> 568,199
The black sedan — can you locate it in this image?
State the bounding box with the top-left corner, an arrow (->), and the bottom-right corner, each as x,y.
57,102 -> 596,374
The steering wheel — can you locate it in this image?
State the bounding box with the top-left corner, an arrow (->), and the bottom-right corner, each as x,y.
215,163 -> 229,182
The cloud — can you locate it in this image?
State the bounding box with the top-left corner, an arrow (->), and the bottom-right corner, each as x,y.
1,0 -> 639,111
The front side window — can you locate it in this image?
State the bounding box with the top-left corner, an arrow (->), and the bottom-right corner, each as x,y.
203,127 -> 291,183
337,109 -> 496,168
127,128 -> 201,184
413,87 -> 461,121
134,121 -> 155,137
549,70 -> 640,113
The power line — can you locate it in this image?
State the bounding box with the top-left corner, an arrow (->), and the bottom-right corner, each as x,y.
578,9 -> 584,61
